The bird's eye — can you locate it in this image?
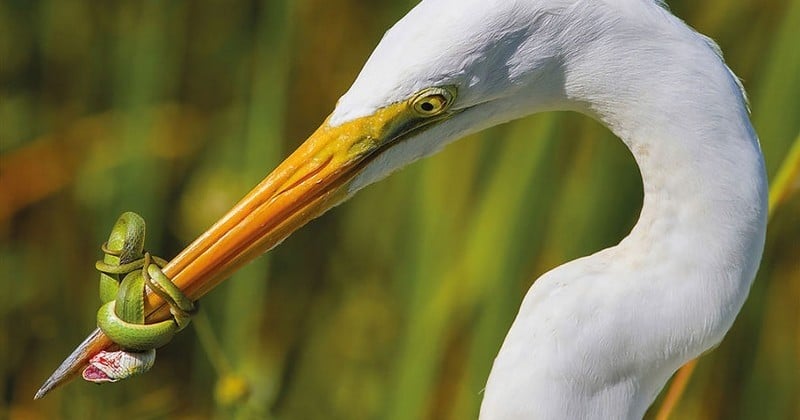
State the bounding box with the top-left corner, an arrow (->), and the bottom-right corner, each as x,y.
411,86 -> 455,116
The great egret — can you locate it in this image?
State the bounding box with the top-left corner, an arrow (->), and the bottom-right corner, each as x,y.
39,0 -> 767,417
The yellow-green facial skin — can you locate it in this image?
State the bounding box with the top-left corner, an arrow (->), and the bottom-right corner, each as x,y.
297,86 -> 458,181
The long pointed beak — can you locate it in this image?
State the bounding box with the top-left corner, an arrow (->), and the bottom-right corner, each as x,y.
36,100 -> 435,398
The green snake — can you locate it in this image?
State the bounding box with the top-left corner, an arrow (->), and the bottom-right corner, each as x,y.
82,212 -> 195,383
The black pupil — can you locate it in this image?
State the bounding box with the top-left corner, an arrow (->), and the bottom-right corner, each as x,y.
420,101 -> 435,112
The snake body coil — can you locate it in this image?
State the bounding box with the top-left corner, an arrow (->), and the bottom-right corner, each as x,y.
82,212 -> 195,383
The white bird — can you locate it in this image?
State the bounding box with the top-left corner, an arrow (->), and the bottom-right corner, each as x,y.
41,0 -> 768,417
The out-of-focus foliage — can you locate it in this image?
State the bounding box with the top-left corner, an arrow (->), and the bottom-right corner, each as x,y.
1,0 -> 797,419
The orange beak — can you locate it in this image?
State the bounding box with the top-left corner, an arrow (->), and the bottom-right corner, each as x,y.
35,95 -> 455,398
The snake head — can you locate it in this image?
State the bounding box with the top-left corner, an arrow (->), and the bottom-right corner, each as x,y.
110,212 -> 147,264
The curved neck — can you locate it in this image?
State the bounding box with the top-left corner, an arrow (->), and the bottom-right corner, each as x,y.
561,12 -> 768,287
609,94 -> 767,307
482,6 -> 768,419
482,27 -> 768,419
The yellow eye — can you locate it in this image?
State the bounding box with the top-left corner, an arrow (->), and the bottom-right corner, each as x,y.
411,86 -> 456,116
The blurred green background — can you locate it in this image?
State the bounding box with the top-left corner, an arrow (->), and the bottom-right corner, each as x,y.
1,0 -> 798,418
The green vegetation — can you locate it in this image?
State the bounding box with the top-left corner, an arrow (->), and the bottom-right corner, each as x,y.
1,0 -> 797,418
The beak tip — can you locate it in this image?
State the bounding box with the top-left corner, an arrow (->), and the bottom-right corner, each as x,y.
34,382 -> 54,400
35,328 -> 109,400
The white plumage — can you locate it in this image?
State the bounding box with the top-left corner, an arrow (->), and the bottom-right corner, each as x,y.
330,0 -> 767,418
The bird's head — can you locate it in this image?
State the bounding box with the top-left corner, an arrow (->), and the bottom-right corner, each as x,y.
331,0 -> 579,192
